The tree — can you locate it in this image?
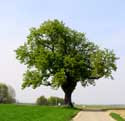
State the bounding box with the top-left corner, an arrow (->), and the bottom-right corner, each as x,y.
36,96 -> 47,105
15,19 -> 117,107
36,96 -> 64,106
0,83 -> 16,103
48,96 -> 64,106
8,85 -> 16,103
0,83 -> 8,103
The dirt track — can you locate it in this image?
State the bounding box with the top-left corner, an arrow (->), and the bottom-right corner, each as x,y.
73,110 -> 115,121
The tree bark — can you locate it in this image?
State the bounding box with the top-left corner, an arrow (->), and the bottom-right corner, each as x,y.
64,91 -> 73,107
61,80 -> 77,107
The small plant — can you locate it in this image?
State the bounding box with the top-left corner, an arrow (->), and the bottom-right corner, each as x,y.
110,112 -> 125,121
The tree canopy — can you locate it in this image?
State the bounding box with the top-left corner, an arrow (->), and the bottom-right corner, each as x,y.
15,19 -> 117,107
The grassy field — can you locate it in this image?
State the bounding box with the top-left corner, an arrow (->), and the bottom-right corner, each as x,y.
0,104 -> 79,121
110,112 -> 125,121
76,104 -> 125,111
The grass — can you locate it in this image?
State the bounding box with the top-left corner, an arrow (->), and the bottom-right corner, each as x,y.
110,112 -> 125,121
0,104 -> 79,121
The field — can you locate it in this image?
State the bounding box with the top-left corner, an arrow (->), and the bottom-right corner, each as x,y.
76,105 -> 125,111
0,104 -> 79,121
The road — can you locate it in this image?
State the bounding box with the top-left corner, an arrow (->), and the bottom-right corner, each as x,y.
73,110 -> 115,121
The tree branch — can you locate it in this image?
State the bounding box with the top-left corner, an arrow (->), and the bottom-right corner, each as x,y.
42,81 -> 52,86
88,76 -> 101,80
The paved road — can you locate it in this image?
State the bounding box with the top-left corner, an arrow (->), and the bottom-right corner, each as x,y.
73,110 -> 115,121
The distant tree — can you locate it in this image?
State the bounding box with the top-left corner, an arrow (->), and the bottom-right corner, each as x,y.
36,96 -> 64,106
8,85 -> 16,98
56,97 -> 64,105
7,85 -> 16,103
0,83 -> 8,103
0,83 -> 16,103
48,96 -> 64,106
36,96 -> 47,105
15,19 -> 118,107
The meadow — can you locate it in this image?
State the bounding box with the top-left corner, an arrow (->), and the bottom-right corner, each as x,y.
0,104 -> 79,121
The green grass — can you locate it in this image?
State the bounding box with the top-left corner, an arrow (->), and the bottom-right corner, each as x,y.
110,112 -> 125,121
0,104 -> 79,121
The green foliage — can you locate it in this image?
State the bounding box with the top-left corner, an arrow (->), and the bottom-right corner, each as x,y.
0,104 -> 79,121
0,83 -> 8,103
110,112 -> 125,121
36,96 -> 64,105
48,96 -> 64,105
15,19 -> 117,89
15,19 -> 118,106
0,83 -> 16,103
36,96 -> 47,105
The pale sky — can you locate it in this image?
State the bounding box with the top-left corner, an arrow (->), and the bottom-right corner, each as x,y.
0,0 -> 125,104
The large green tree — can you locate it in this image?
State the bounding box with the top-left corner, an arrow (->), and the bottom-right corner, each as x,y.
15,19 -> 117,107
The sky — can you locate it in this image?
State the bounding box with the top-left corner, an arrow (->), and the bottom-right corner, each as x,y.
0,0 -> 125,104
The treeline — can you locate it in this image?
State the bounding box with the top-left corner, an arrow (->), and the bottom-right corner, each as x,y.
0,83 -> 16,103
36,96 -> 64,106
0,82 -> 64,106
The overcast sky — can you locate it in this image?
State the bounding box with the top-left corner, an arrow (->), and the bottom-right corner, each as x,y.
0,0 -> 125,104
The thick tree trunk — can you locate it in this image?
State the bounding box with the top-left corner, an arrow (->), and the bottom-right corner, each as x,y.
61,80 -> 77,107
61,72 -> 77,107
64,91 -> 73,107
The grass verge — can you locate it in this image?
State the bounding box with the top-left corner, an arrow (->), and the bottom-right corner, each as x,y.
0,104 -> 79,121
110,112 -> 125,121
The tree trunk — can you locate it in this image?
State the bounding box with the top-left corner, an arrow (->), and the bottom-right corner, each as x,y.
61,81 -> 77,107
64,91 -> 73,107
61,72 -> 77,107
